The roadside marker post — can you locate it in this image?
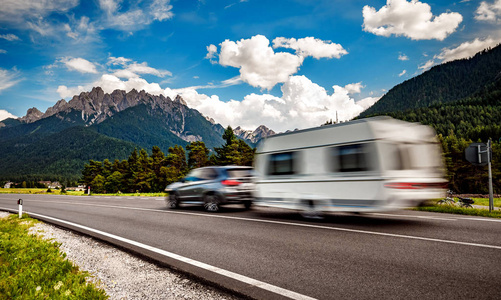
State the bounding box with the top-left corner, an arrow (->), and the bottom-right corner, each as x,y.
18,199 -> 23,218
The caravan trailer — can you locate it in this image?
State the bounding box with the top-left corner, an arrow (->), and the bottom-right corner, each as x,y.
253,117 -> 447,214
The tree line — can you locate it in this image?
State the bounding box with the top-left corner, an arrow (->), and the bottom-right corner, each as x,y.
81,126 -> 254,193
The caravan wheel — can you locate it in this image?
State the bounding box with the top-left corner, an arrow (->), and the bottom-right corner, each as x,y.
300,199 -> 323,220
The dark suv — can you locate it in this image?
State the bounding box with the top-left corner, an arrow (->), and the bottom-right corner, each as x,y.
165,166 -> 254,212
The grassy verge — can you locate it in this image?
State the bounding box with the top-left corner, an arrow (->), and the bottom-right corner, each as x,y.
468,197 -> 501,207
0,214 -> 108,299
0,188 -> 165,197
414,204 -> 501,218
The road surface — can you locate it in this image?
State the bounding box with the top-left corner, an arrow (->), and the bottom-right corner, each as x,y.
1,193 -> 501,299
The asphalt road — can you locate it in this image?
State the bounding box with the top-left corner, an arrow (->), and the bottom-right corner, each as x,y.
1,193 -> 501,299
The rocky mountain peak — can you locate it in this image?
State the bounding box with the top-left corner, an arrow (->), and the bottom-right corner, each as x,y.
233,125 -> 275,143
19,107 -> 43,123
174,95 -> 187,106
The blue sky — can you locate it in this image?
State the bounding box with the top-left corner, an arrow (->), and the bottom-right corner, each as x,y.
0,0 -> 500,132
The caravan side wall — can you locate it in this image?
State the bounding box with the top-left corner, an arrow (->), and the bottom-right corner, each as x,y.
253,118 -> 446,213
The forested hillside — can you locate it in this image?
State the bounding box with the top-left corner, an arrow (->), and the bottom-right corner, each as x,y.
0,126 -> 139,182
361,44 -> 501,116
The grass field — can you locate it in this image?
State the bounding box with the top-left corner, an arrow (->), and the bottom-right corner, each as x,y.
0,214 -> 108,299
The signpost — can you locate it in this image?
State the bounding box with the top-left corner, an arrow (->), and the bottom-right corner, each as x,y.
466,139 -> 494,211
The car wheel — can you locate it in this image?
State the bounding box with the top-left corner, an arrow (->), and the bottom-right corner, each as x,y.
204,194 -> 220,212
167,193 -> 180,209
243,200 -> 252,210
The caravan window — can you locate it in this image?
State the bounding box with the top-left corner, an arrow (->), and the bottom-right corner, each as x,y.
331,144 -> 370,172
268,152 -> 296,175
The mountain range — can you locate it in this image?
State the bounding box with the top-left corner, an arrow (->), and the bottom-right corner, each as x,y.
0,87 -> 274,181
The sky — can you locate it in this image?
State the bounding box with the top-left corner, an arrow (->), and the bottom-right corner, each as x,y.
0,0 -> 500,132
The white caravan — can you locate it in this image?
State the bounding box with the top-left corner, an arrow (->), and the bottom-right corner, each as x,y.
253,117 -> 447,213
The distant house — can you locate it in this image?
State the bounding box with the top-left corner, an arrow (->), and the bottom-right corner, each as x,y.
67,185 -> 85,191
38,181 -> 51,187
4,182 -> 13,188
48,182 -> 62,189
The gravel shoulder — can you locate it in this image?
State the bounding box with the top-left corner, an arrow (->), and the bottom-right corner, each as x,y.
0,212 -> 240,300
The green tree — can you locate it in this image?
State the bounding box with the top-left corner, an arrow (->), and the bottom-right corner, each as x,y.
105,171 -> 123,193
81,160 -> 103,187
90,174 -> 106,194
214,126 -> 255,166
186,141 -> 210,169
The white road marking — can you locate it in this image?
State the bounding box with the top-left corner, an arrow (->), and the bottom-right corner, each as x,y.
2,199 -> 501,250
20,210 -> 317,300
369,212 -> 457,221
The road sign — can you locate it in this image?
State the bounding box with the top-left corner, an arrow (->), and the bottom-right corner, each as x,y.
465,143 -> 491,166
465,140 -> 494,212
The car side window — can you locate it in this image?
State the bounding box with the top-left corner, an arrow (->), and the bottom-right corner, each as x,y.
201,168 -> 219,180
184,169 -> 205,182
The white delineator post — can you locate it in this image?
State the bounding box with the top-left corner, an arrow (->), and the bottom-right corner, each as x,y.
18,199 -> 23,218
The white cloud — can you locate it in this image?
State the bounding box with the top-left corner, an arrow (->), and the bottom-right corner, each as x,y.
150,0 -> 174,21
0,67 -> 22,92
398,54 -> 409,61
56,85 -> 87,98
107,57 -> 171,78
475,0 -> 501,22
435,37 -> 501,63
0,34 -> 20,41
98,0 -> 173,30
205,44 -> 218,62
0,49 -> 6,54
418,60 -> 435,71
169,75 -> 379,132
63,16 -> 98,42
61,57 -> 98,74
57,74 -> 166,98
212,35 -> 347,90
0,109 -> 17,121
272,37 -> 348,59
399,70 -> 407,77
362,0 -> 463,41
343,82 -> 364,94
217,35 -> 304,90
0,0 -> 79,23
108,56 -> 132,66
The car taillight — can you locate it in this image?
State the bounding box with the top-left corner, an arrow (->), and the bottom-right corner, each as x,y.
221,179 -> 241,186
385,182 -> 448,190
